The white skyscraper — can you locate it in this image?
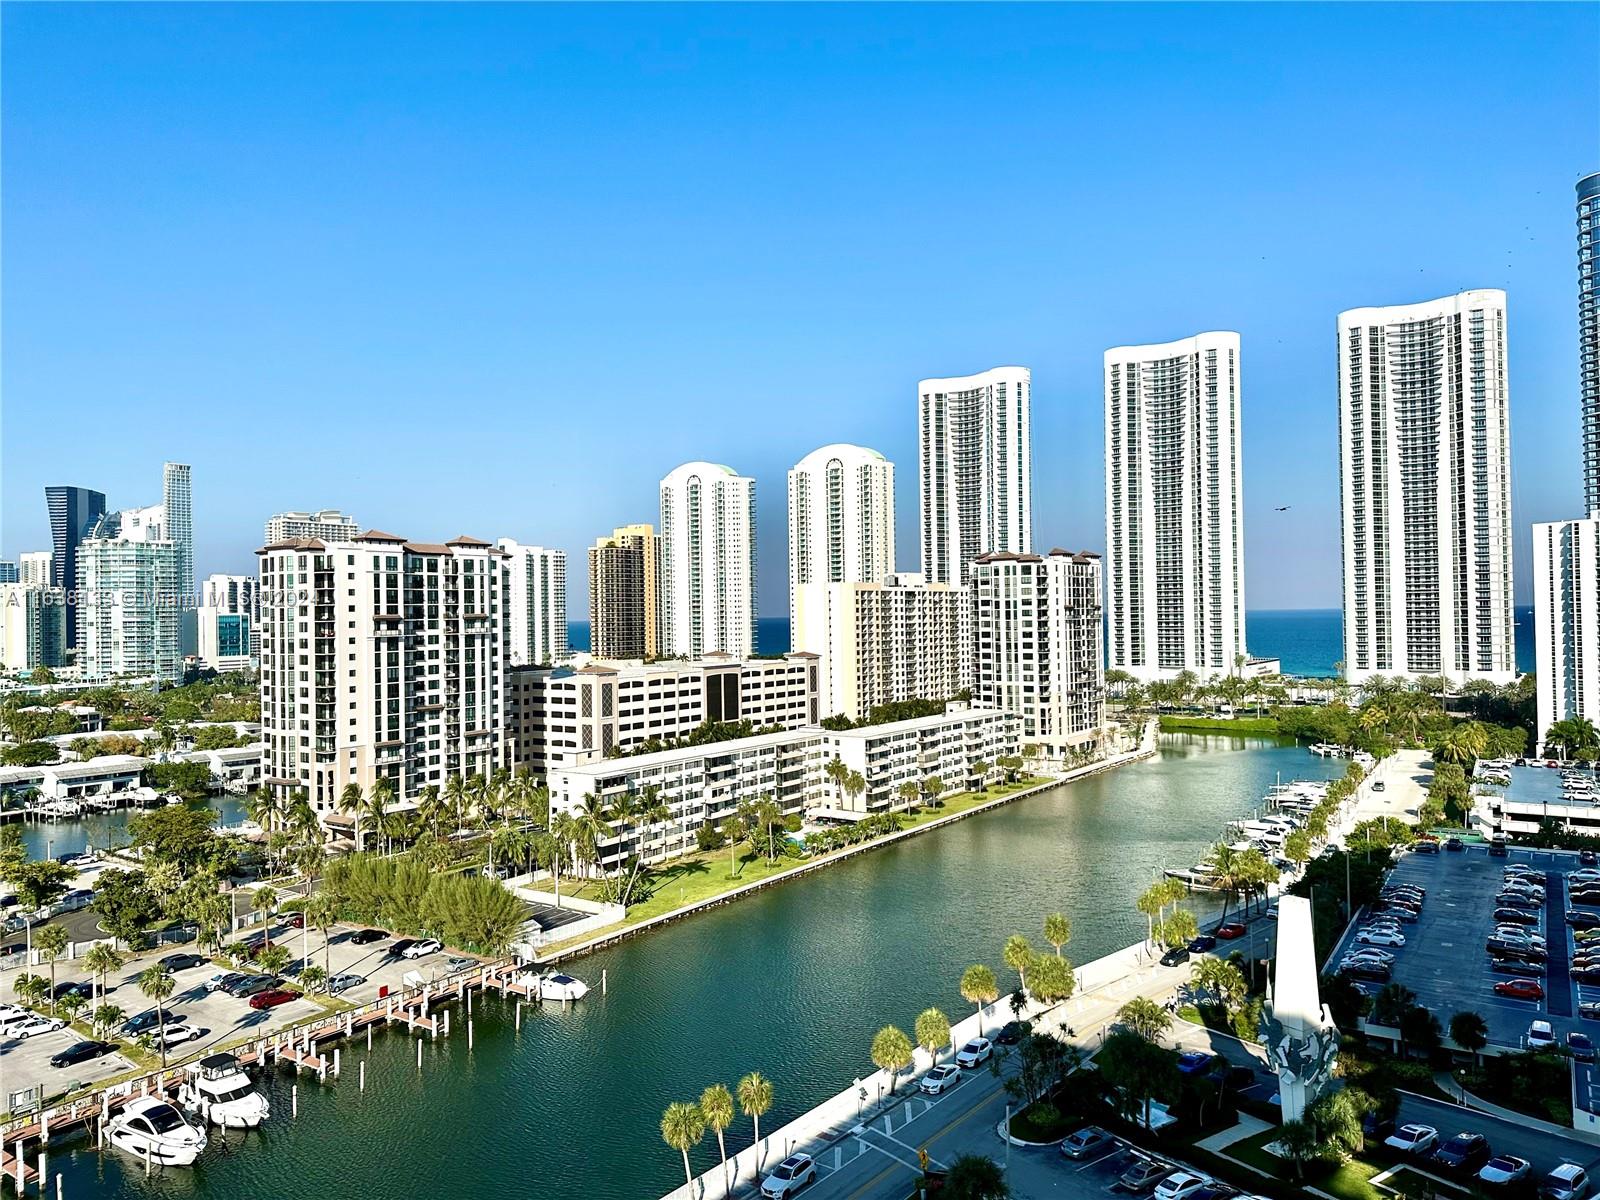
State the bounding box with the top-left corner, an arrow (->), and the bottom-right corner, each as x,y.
197,573 -> 257,672
660,462 -> 757,658
918,366 -> 1032,586
496,540 -> 568,667
163,463 -> 195,656
1534,517 -> 1600,749
265,509 -> 361,544
1104,332 -> 1246,682
18,552 -> 52,587
787,444 -> 895,628
76,510 -> 183,681
1338,290 -> 1515,684
972,550 -> 1106,758
0,583 -> 67,671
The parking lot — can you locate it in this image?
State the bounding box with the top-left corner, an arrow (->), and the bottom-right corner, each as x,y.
0,917 -> 484,1105
1333,842 -> 1590,1051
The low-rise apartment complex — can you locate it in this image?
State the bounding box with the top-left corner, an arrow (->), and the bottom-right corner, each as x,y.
507,651 -> 820,774
548,705 -> 1019,869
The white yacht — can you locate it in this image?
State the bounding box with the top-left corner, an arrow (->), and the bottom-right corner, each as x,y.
179,1053 -> 269,1129
519,970 -> 590,1001
106,1097 -> 208,1166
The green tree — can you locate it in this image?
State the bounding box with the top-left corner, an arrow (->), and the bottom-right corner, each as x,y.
1043,912 -> 1071,958
253,886 -> 279,946
92,1003 -> 125,1039
84,942 -> 124,1008
90,869 -> 160,948
700,1083 -> 735,1198
1399,1005 -> 1442,1057
256,943 -> 292,977
299,965 -> 328,995
1027,953 -> 1075,1004
126,805 -> 221,873
960,964 -> 999,1032
1,742 -> 59,767
35,924 -> 69,1014
303,891 -> 339,977
1002,934 -> 1033,988
1276,1117 -> 1323,1181
1449,1010 -> 1489,1066
943,1154 -> 1010,1200
12,973 -> 49,1010
1117,995 -> 1172,1042
915,1007 -> 952,1064
736,1071 -> 774,1161
659,1101 -> 705,1191
11,859 -> 72,952
871,1025 -> 915,1094
137,965 -> 176,1070
1095,1029 -> 1178,1131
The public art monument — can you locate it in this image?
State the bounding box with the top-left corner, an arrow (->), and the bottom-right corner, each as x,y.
1258,894 -> 1340,1122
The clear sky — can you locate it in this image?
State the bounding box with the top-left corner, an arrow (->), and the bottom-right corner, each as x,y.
4,3 -> 1596,616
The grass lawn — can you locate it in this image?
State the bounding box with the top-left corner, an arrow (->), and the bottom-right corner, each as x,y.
1223,1128 -> 1388,1200
1158,715 -> 1280,735
547,777 -> 1050,951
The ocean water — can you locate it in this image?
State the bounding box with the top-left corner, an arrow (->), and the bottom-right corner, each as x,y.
571,607 -> 1536,679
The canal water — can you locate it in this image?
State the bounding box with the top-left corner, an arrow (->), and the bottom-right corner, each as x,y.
38,734 -> 1337,1199
8,796 -> 252,865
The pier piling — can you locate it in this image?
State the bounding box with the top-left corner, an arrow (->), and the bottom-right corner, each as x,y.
602,968 -> 607,995
416,1038 -> 422,1071
292,1085 -> 298,1119
468,1018 -> 474,1052
359,1060 -> 366,1092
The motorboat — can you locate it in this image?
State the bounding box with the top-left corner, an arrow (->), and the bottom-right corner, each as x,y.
178,1053 -> 269,1129
518,970 -> 591,1001
105,1097 -> 208,1166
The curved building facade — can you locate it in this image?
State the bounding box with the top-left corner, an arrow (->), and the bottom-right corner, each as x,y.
659,462 -> 757,658
787,443 -> 895,628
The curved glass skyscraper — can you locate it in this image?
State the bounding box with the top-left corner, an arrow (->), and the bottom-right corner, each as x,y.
1580,172 -> 1600,515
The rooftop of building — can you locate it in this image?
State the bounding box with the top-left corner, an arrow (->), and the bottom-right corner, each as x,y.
1493,765 -> 1600,812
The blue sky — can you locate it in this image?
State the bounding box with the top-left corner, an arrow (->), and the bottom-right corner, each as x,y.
4,3 -> 1595,615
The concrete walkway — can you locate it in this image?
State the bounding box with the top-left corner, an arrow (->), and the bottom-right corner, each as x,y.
1433,1071 -> 1590,1138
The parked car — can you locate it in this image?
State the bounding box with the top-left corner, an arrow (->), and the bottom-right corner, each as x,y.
1357,928 -> 1405,947
158,953 -> 206,973
1570,911 -> 1600,930
1529,1020 -> 1558,1050
1496,894 -> 1542,911
919,1065 -> 962,1095
954,1037 -> 992,1067
1493,908 -> 1540,926
400,938 -> 441,960
1159,946 -> 1190,967
205,972 -> 245,993
284,913 -> 304,929
1339,961 -> 1391,982
1478,1156 -> 1531,1187
327,973 -> 366,996
224,975 -> 280,998
1570,1032 -> 1597,1063
1489,838 -> 1506,856
994,1020 -> 1030,1046
1445,837 -> 1464,852
1432,1132 -> 1491,1172
1215,923 -> 1246,940
1118,1157 -> 1174,1193
121,1008 -> 184,1035
388,939 -> 418,958
481,865 -> 510,880
1541,1163 -> 1592,1200
1154,1173 -> 1212,1200
1384,1125 -> 1439,1155
1490,957 -> 1545,978
248,988 -> 300,1011
1585,850 -> 1599,866
159,1024 -> 207,1048
1493,980 -> 1545,1001
759,1153 -> 815,1198
349,929 -> 386,945
1362,1112 -> 1396,1141
1412,840 -> 1440,854
1177,1051 -> 1215,1075
1060,1125 -> 1115,1160
50,1039 -> 116,1068
7,1015 -> 64,1039
1581,1000 -> 1600,1021
1187,935 -> 1217,953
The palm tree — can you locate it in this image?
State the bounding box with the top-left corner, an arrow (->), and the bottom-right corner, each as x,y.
959,964 -> 999,1033
1117,996 -> 1172,1042
870,1025 -> 914,1095
1043,912 -> 1071,958
915,1007 -> 951,1065
338,782 -> 365,850
897,780 -> 921,814
36,924 -> 69,1014
660,1101 -> 706,1191
1002,934 -> 1033,988
249,788 -> 283,840
737,1071 -> 774,1167
84,942 -> 124,1008
700,1083 -> 735,1197
1275,1117 -> 1323,1182
573,794 -> 614,876
253,886 -> 278,947
843,770 -> 866,813
921,774 -> 945,810
137,965 -> 176,1070
611,789 -> 640,860
13,973 -> 49,1011
299,965 -> 328,995
92,1003 -> 125,1039
1449,1010 -> 1489,1066
824,756 -> 848,805
367,777 -> 396,854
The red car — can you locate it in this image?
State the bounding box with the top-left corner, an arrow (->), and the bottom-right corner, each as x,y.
1493,979 -> 1545,1001
1216,923 -> 1247,940
248,988 -> 301,1011
285,913 -> 304,930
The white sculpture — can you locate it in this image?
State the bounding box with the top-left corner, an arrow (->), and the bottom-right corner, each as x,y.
1258,894 -> 1340,1122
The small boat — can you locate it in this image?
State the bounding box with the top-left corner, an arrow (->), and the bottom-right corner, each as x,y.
518,970 -> 590,1002
106,1097 -> 208,1166
178,1053 -> 269,1129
